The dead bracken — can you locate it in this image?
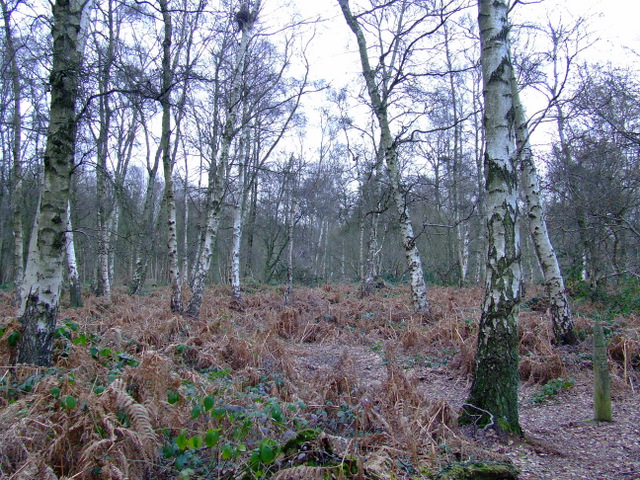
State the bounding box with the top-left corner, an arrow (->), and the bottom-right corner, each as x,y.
0,284 -> 638,479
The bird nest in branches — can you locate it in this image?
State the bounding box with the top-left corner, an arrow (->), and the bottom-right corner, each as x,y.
235,4 -> 256,31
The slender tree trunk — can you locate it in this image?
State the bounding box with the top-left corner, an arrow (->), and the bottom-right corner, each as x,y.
230,97 -> 253,302
186,6 -> 256,318
358,151 -> 383,296
230,136 -> 249,302
94,0 -> 117,300
460,0 -> 522,435
338,0 -> 428,313
472,66 -> 486,284
159,0 -> 182,313
130,114 -> 160,295
511,70 -> 578,345
17,0 -> 89,366
1,0 -> 24,306
443,19 -> 468,287
66,201 -> 83,307
108,203 -> 120,284
187,162 -> 225,317
284,198 -> 295,305
181,165 -> 189,285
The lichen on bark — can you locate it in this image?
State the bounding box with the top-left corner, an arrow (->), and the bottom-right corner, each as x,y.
460,0 -> 522,436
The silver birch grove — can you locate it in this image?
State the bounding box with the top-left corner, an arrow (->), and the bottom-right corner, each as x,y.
338,0 -> 429,313
460,0 -> 522,435
17,0 -> 91,366
510,71 -> 578,345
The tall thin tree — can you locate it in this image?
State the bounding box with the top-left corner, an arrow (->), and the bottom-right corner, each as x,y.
510,69 -> 578,345
337,0 -> 429,313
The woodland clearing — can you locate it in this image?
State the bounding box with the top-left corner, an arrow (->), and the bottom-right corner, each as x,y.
0,283 -> 638,479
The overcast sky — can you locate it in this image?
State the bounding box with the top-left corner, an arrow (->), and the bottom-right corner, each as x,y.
275,0 -> 640,88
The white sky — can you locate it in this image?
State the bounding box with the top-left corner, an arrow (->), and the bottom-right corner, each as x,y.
263,0 -> 640,160
284,0 -> 640,86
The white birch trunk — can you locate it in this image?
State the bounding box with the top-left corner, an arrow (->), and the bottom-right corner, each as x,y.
230,154 -> 248,302
17,0 -> 90,366
181,172 -> 189,286
66,201 -> 82,307
230,100 -> 252,302
314,219 -> 324,277
94,0 -> 115,301
511,72 -> 578,345
159,0 -> 182,313
338,0 -> 429,313
108,204 -> 120,284
230,201 -> 243,301
186,136 -> 227,316
462,0 -> 522,435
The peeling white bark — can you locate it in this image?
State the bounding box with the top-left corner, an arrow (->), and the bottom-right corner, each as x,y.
17,0 -> 91,365
463,0 -> 522,435
159,0 -> 182,313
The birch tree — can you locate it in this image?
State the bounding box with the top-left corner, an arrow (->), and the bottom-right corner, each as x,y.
158,0 -> 183,312
186,1 -> 259,318
337,0 -> 429,313
510,69 -> 578,345
129,106 -> 161,295
17,0 -> 91,366
460,0 -> 522,435
93,0 -> 116,301
65,201 -> 82,307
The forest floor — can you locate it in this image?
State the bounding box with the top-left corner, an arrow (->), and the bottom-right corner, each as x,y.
0,283 -> 638,479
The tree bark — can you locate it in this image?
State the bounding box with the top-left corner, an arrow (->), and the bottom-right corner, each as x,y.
94,0 -> 115,301
511,70 -> 578,345
593,321 -> 612,421
159,0 -> 182,313
17,0 -> 89,366
460,0 -> 522,435
338,0 -> 429,313
65,201 -> 83,307
230,108 -> 251,303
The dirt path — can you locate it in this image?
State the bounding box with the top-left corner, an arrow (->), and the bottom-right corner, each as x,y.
292,343 -> 640,480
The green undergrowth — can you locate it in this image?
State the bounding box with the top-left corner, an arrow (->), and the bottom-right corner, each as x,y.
530,377 -> 574,405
